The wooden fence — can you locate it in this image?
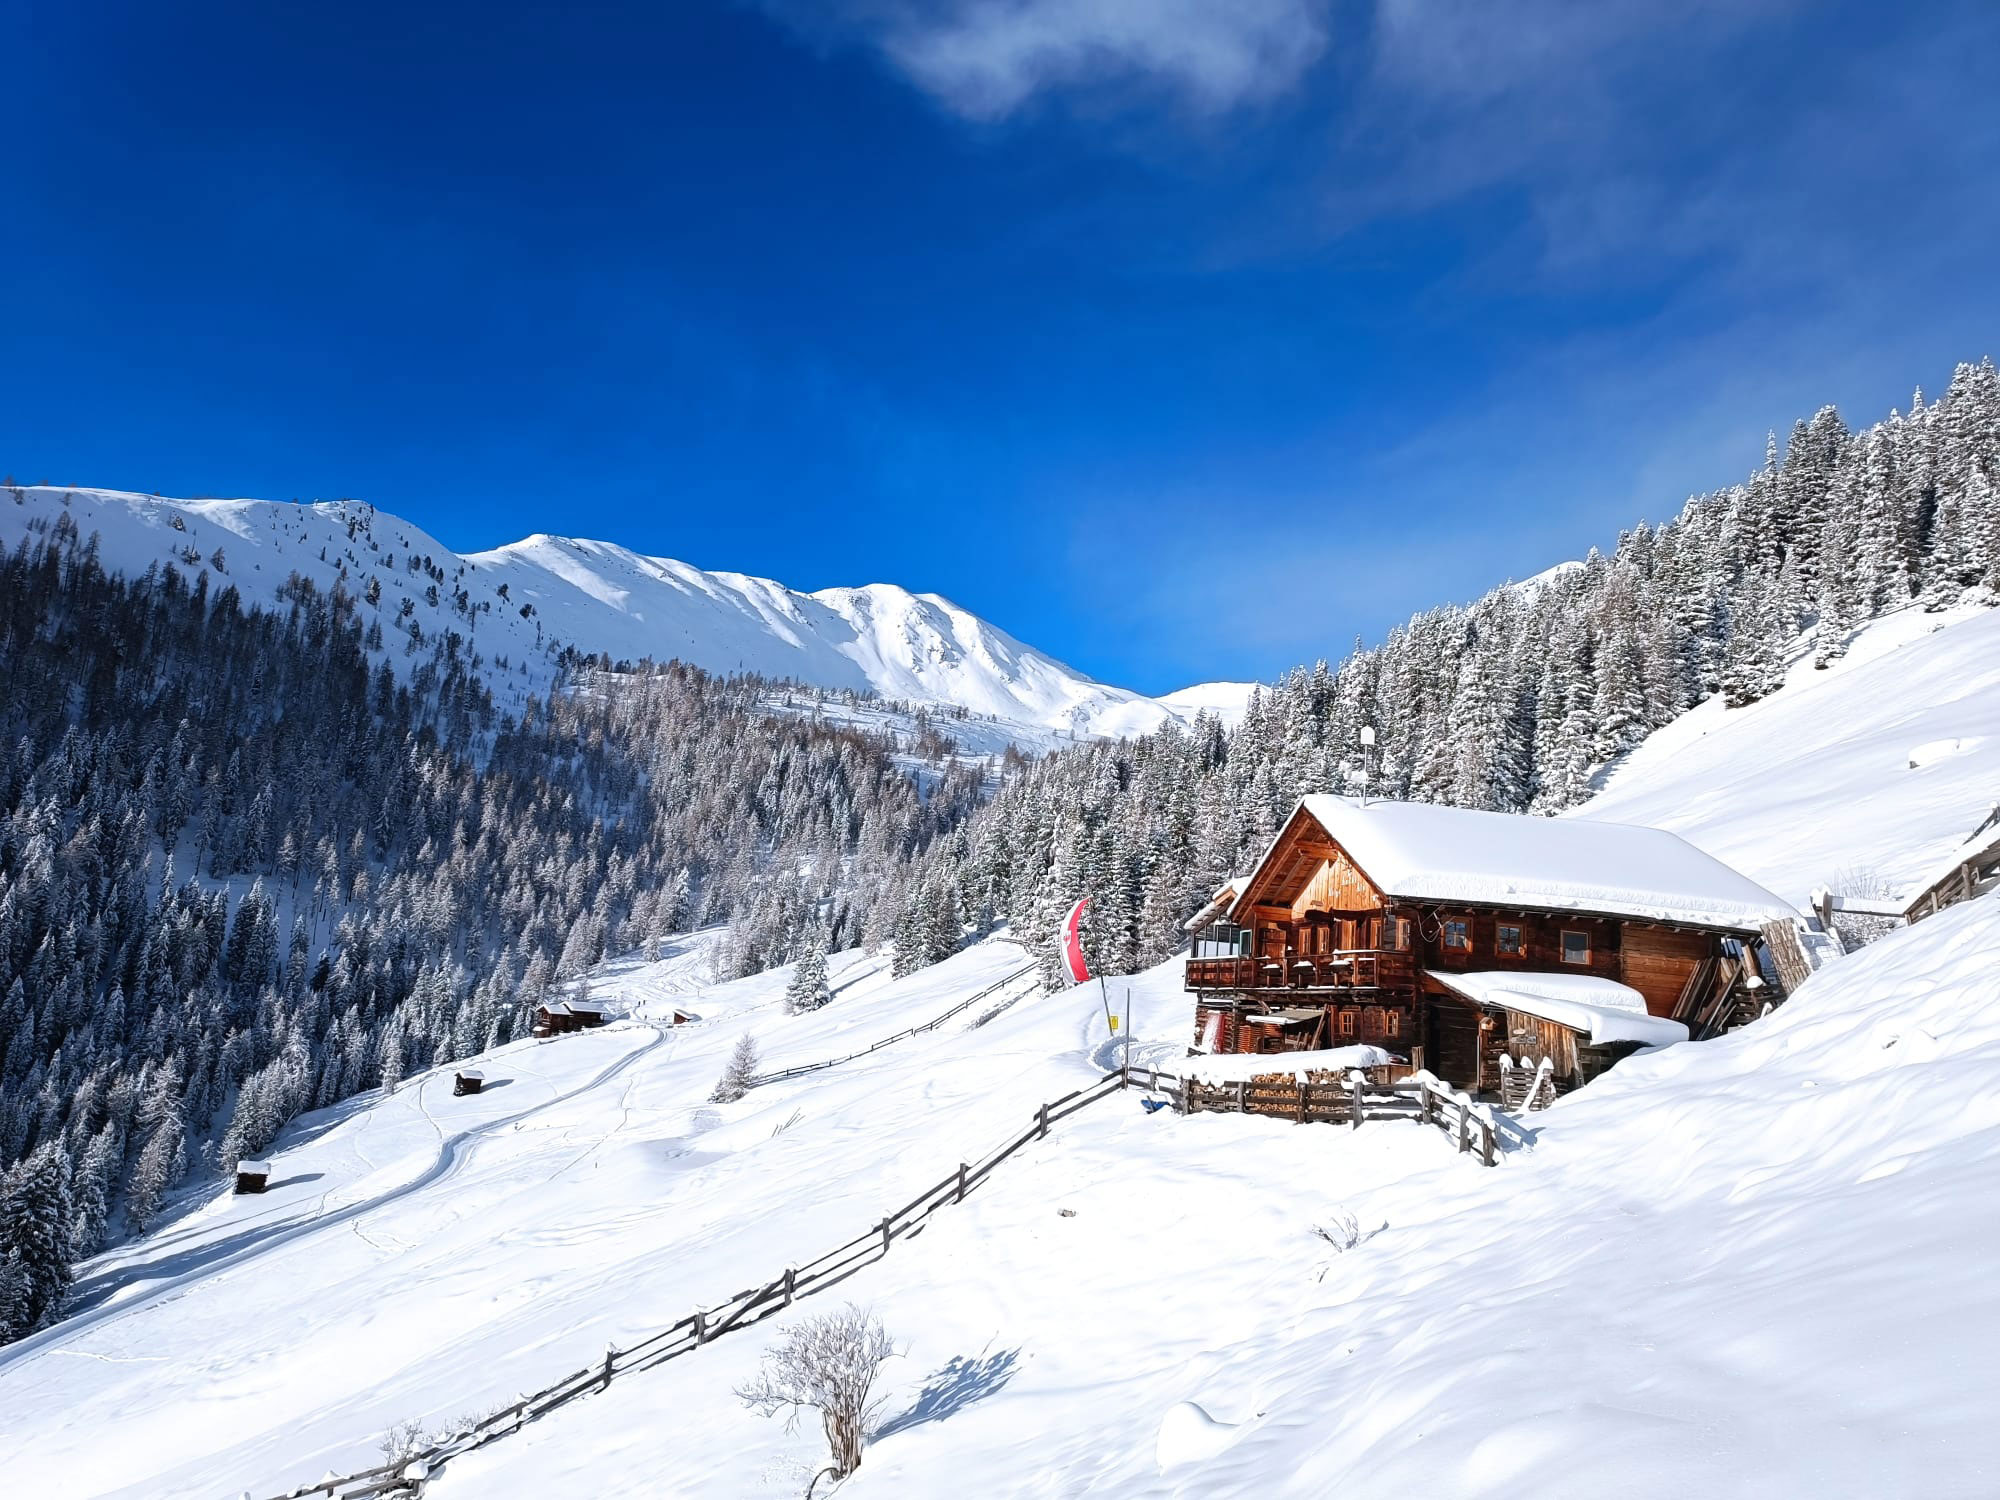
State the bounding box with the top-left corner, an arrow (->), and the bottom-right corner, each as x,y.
251,1054 -> 1515,1499
251,1064 -> 1121,1500
748,963 -> 1040,1087
1147,1063 -> 1516,1167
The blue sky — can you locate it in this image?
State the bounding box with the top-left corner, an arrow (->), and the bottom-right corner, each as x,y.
4,1 -> 1997,694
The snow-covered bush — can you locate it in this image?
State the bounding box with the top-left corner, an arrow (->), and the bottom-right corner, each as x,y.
736,1303 -> 895,1482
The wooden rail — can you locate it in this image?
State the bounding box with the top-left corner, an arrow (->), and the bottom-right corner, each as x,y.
749,963 -> 1040,1087
1144,1063 -> 1514,1166
1184,950 -> 1414,994
248,1064 -> 1123,1500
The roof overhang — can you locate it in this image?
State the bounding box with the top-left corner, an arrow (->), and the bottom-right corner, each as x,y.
1428,970 -> 1688,1049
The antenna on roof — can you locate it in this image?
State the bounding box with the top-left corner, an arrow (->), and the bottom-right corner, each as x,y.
1357,724 -> 1377,807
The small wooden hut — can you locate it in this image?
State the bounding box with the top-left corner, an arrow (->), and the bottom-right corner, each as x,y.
453,1069 -> 485,1096
235,1159 -> 272,1195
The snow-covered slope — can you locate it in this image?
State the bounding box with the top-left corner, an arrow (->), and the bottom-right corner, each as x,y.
0,485 -> 1198,744
10,899 -> 2000,1497
1157,679 -> 1261,728
1578,599 -> 2000,908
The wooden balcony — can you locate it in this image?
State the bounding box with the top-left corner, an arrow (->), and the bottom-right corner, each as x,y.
1185,949 -> 1414,995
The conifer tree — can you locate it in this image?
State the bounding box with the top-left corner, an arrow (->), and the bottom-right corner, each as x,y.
785,925 -> 831,1014
711,1034 -> 760,1104
0,1145 -> 74,1336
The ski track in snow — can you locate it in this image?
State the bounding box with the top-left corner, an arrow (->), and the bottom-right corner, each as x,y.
0,1024 -> 669,1376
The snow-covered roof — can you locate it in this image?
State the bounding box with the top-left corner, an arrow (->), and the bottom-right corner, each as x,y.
540,998 -> 608,1016
1256,796 -> 1800,933
1183,1045 -> 1395,1084
237,1159 -> 272,1175
1182,876 -> 1251,933
1428,970 -> 1689,1049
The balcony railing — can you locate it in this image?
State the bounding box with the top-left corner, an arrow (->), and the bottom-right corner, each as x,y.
1185,949 -> 1413,994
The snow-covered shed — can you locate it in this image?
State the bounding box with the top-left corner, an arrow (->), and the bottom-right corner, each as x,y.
533,996 -> 610,1038
234,1159 -> 272,1195
1185,796 -> 1799,1094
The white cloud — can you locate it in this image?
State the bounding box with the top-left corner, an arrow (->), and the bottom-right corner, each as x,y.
780,0 -> 1332,120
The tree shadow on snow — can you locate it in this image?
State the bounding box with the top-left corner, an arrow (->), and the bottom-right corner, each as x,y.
874,1348 -> 1020,1439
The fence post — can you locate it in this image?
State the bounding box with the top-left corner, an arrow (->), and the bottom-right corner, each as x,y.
1349,1075 -> 1363,1129
1150,1065 -> 1159,1092
957,1162 -> 968,1202
1234,1080 -> 1246,1114
1419,1082 -> 1433,1126
880,1217 -> 893,1254
602,1346 -> 614,1392
694,1309 -> 707,1345
783,1266 -> 796,1307
1481,1118 -> 1496,1167
1120,1062 -> 1129,1090
1456,1099 -> 1470,1154
1295,1078 -> 1307,1124
1038,1102 -> 1050,1138
1180,1074 -> 1191,1115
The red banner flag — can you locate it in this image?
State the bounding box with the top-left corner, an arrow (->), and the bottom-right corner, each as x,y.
1061,897 -> 1092,985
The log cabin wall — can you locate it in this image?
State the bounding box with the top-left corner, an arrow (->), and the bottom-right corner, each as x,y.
1410,906 -> 1623,983
1618,926 -> 1713,1016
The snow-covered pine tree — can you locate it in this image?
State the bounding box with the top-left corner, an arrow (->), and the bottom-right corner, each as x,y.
0,1144 -> 74,1337
711,1034 -> 760,1103
785,925 -> 831,1014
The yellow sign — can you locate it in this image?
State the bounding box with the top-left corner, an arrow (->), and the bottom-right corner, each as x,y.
1108,1015 -> 1120,1032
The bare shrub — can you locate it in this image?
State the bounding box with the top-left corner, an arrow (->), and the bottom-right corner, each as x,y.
378,1418 -> 430,1465
1831,864 -> 1897,899
736,1303 -> 895,1481
1314,1211 -> 1363,1254
711,1033 -> 760,1103
1311,1210 -> 1384,1280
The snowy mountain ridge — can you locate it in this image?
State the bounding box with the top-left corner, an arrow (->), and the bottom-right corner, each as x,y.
0,485 -> 1242,744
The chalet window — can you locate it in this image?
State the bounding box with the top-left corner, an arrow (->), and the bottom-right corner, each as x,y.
1561,930 -> 1590,965
1497,924 -> 1523,956
1338,1010 -> 1357,1037
1383,917 -> 1409,951
1443,919 -> 1470,951
1193,922 -> 1247,960
1386,1009 -> 1401,1039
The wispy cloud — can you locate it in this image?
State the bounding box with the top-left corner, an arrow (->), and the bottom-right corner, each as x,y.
765,0 -> 1333,119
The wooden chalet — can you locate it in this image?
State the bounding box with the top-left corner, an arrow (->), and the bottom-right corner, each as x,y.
1186,796 -> 1801,1097
533,997 -> 609,1038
